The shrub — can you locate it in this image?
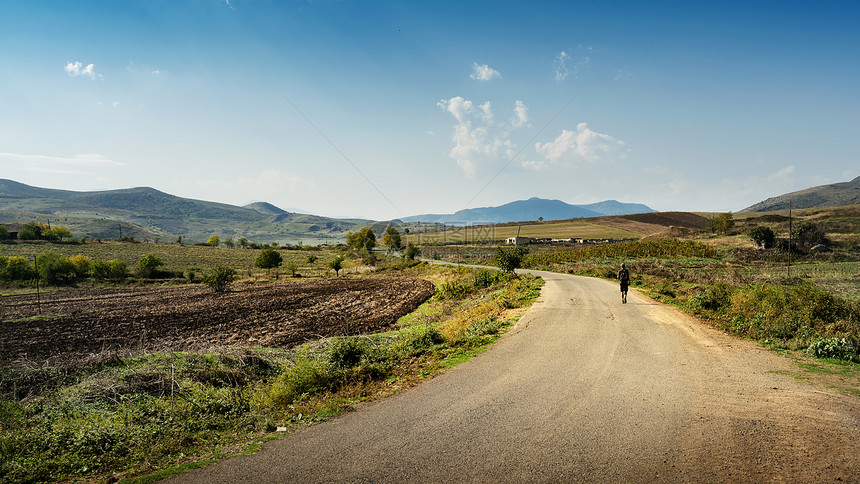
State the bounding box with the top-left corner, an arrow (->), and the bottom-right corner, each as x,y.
328,337 -> 370,369
807,337 -> 859,362
437,281 -> 473,299
0,256 -> 36,281
749,226 -> 776,249
255,248 -> 283,271
329,256 -> 345,276
693,282 -> 734,312
202,265 -> 235,292
474,270 -> 505,288
137,254 -> 164,278
68,255 -> 92,278
306,254 -> 318,264
465,316 -> 504,338
792,222 -> 828,250
404,242 -> 421,261
35,251 -> 75,284
496,246 -> 529,273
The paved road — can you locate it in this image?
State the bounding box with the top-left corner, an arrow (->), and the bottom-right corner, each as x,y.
169,271 -> 860,482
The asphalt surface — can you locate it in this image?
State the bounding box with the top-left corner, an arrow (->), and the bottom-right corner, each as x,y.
168,270 -> 860,483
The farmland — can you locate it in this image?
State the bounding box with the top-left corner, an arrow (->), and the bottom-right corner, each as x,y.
1,278 -> 435,363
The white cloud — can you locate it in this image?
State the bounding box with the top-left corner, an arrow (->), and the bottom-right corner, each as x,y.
438,96 -> 531,176
766,165 -> 795,183
470,63 -> 501,81
554,51 -> 570,82
112,101 -> 120,108
64,61 -> 103,80
531,123 -> 628,168
512,100 -> 530,128
0,152 -> 125,166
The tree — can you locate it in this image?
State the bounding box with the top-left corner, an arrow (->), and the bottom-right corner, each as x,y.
538,217 -> 544,222
383,226 -> 402,252
749,226 -> 776,249
495,246 -> 529,273
137,254 -> 164,278
18,221 -> 41,240
346,227 -> 376,251
710,212 -> 735,235
0,256 -> 36,281
792,222 -> 828,249
35,251 -> 75,284
0,225 -> 10,240
329,255 -> 345,277
255,248 -> 283,272
404,242 -> 421,260
223,237 -> 235,248
202,265 -> 235,292
207,234 -> 221,247
238,237 -> 249,249
42,226 -> 72,242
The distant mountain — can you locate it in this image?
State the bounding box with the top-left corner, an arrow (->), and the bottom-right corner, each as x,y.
0,179 -> 368,243
244,201 -> 287,215
743,176 -> 860,212
402,197 -> 655,225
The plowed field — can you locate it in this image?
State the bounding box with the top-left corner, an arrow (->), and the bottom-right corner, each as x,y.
1,278 -> 436,363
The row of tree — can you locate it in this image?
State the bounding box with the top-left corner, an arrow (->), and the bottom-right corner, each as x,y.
0,221 -> 73,241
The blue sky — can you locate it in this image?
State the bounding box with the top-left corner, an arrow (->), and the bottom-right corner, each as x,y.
1,1 -> 858,220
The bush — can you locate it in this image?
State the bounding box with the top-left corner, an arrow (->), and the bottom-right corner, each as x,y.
807,337 -> 859,362
437,281 -> 473,299
693,282 -> 734,312
404,242 -> 421,261
35,251 -> 75,284
137,254 -> 164,278
255,248 -> 283,271
749,226 -> 776,249
474,270 -> 505,288
465,316 -> 504,338
68,255 -> 92,278
496,246 -> 529,273
202,265 -> 236,292
792,222 -> 828,250
0,256 -> 36,282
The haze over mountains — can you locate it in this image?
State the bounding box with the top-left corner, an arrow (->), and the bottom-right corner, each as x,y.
402,198 -> 655,225
1,176 -> 857,243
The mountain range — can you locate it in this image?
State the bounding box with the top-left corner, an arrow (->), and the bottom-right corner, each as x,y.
743,176 -> 860,212
402,198 -> 655,225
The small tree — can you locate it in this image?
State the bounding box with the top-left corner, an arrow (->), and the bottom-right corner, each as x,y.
383,226 -> 402,252
0,225 -> 9,240
202,265 -> 235,292
792,222 -> 828,249
223,237 -> 235,248
137,254 -> 164,278
18,221 -> 41,240
329,255 -> 345,277
495,246 -> 529,273
35,251 -> 75,284
749,226 -> 776,249
207,234 -> 221,247
238,237 -> 249,249
710,212 -> 735,235
255,248 -> 283,274
346,227 -> 376,251
285,261 -> 299,277
404,242 -> 421,260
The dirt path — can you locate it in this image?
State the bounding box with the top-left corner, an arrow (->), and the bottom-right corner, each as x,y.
168,271 -> 860,482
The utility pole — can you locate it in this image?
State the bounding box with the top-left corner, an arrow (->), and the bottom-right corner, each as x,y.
34,255 -> 41,315
788,200 -> 792,278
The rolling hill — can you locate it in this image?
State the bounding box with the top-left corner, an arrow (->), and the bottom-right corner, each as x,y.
0,179 -> 370,243
402,197 -> 654,225
743,176 -> 860,212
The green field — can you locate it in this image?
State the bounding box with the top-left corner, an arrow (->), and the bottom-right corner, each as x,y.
405,219 -> 640,244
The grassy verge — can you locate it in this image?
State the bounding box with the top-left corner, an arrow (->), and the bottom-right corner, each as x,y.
0,263 -> 543,483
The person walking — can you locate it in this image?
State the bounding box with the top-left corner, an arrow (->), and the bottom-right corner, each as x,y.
618,263 -> 630,304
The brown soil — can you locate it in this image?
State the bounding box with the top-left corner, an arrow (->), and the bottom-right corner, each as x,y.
0,277 -> 436,363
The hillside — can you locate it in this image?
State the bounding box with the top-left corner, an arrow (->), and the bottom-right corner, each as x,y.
402,197 -> 654,225
743,176 -> 860,212
0,180 -> 369,244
